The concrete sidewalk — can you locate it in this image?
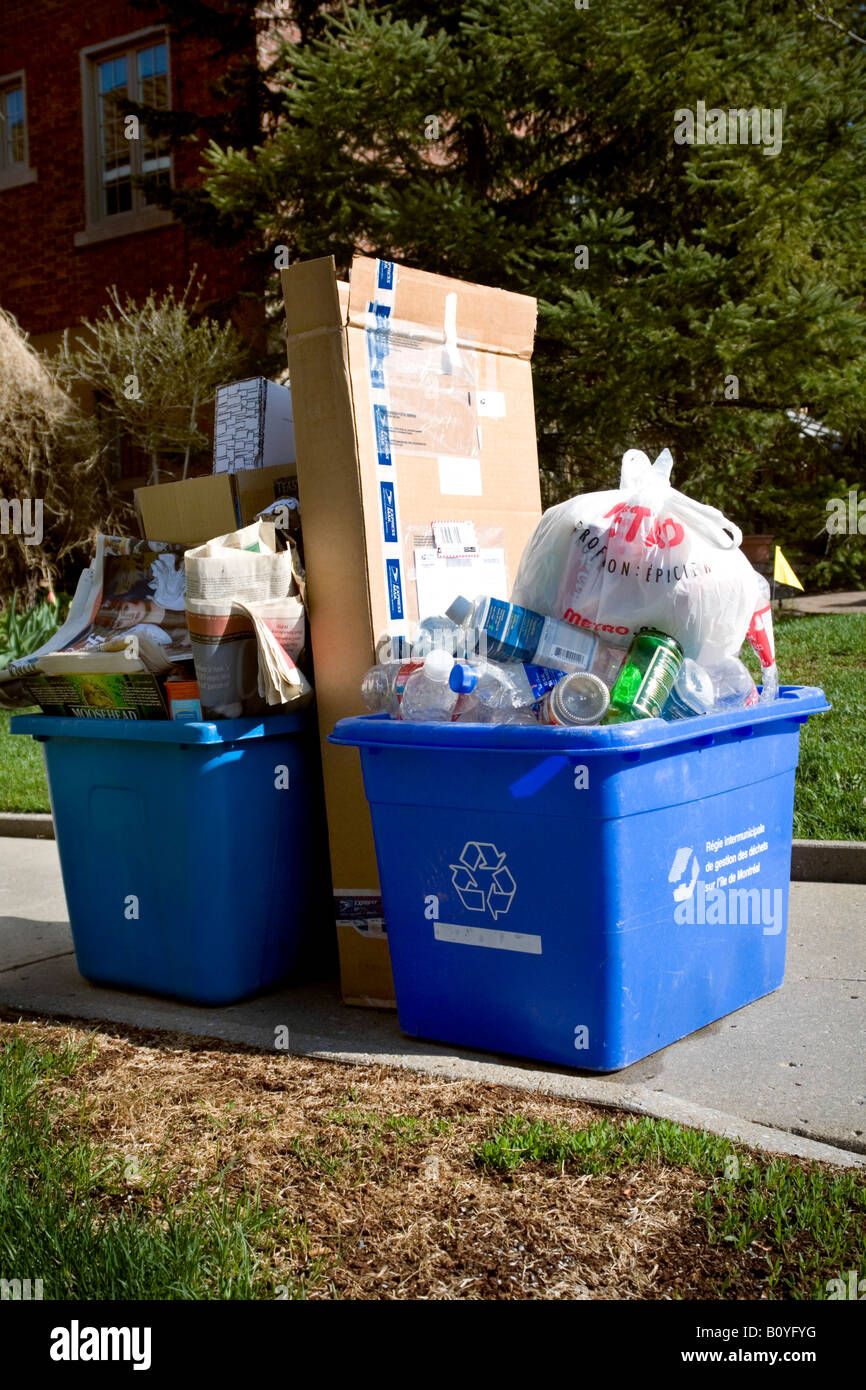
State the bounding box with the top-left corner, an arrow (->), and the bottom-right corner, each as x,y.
784,590 -> 866,616
1,840 -> 863,1168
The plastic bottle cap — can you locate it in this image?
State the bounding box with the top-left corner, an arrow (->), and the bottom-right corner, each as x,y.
449,663 -> 477,694
552,672 -> 610,724
445,595 -> 472,625
424,649 -> 454,682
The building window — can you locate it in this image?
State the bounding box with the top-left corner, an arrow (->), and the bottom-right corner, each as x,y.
0,73 -> 36,189
91,37 -> 170,218
76,29 -> 172,241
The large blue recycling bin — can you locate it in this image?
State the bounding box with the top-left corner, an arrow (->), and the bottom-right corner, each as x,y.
11,713 -> 331,1005
330,687 -> 829,1070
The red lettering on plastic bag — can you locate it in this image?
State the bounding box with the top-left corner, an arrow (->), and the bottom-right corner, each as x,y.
604,503 -> 684,549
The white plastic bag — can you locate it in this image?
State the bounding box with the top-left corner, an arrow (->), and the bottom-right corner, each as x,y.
511,449 -> 762,665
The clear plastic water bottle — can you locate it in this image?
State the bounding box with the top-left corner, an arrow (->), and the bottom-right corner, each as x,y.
448,661 -> 525,722
446,593 -> 598,671
398,649 -> 458,722
360,660 -> 423,715
705,655 -> 759,710
449,660 -> 571,722
663,655 -> 758,720
663,658 -> 717,719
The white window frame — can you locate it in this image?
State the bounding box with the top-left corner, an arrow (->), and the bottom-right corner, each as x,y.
0,70 -> 37,191
76,27 -> 173,247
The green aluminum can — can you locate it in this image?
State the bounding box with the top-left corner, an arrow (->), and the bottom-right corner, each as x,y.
603,627 -> 684,724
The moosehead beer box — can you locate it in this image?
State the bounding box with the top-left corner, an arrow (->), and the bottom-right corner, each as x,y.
281,255 -> 542,1006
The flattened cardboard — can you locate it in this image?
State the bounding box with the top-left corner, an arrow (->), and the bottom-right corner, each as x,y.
135,474 -> 237,546
282,255 -> 542,1007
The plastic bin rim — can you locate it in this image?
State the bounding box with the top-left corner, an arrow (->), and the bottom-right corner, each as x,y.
329,685 -> 829,753
9,713 -> 310,744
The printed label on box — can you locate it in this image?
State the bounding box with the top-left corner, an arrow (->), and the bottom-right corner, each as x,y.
380,482 -> 399,543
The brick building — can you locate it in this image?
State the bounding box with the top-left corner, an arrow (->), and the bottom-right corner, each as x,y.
0,0 -> 257,353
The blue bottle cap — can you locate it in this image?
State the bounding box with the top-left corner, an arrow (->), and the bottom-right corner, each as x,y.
449,663 -> 477,694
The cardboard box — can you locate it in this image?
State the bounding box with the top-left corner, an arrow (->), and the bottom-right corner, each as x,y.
233,464 -> 299,527
19,670 -> 168,719
213,377 -> 295,473
281,254 -> 542,1007
135,465 -> 298,546
135,474 -> 237,547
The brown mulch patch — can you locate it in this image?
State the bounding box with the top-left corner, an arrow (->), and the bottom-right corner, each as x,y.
0,1013 -> 786,1299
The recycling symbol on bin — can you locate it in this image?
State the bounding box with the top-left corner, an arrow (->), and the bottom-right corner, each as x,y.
449,842 -> 516,919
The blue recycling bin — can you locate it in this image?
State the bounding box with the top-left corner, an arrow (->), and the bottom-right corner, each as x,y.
330,687 -> 829,1070
11,713 -> 332,1005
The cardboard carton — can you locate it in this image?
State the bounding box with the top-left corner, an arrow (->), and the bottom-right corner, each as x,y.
282,255 -> 542,1007
213,377 -> 295,473
134,466 -> 298,546
233,464 -> 299,527
18,670 -> 168,719
135,474 -> 237,547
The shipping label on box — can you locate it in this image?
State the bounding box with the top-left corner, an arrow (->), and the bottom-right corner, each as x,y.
282,255 -> 542,1005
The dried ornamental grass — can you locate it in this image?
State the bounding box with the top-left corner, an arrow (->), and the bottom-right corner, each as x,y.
0,309 -> 120,605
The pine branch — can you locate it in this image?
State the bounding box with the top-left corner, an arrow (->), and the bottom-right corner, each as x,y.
804,5 -> 866,46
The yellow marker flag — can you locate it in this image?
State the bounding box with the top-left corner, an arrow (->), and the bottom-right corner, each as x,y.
774,546 -> 804,591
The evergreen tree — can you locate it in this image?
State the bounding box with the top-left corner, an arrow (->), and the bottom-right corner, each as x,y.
192,0 -> 866,582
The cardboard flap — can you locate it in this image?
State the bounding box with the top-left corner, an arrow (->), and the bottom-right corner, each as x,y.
282,257 -> 344,336
347,255 -> 537,359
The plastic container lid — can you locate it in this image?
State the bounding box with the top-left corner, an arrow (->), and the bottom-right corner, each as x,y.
445,595 -> 472,625
449,662 -> 478,694
550,672 -> 610,725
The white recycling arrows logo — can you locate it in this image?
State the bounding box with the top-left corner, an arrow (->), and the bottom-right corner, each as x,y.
449,841 -> 516,919
668,845 -> 700,902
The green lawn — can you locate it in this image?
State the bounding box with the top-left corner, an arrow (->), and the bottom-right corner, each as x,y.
0,707 -> 50,813
3,1019 -> 864,1300
770,613 -> 865,841
0,613 -> 863,837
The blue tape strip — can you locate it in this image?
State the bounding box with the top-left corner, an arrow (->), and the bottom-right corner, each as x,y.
386,558 -> 405,620
380,481 -> 398,543
373,404 -> 392,467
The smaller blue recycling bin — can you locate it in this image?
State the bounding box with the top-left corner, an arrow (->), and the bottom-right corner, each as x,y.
11,713 -> 332,1005
331,687 -> 829,1070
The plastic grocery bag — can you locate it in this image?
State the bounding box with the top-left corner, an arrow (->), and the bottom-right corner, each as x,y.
511,449 -> 762,665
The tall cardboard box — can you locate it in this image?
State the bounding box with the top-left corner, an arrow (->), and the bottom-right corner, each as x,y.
282,255 -> 542,1006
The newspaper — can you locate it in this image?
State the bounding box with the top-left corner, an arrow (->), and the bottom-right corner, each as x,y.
0,537 -> 188,710
185,520 -> 311,717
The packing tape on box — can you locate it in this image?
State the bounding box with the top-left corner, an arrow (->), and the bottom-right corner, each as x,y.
367,258 -> 408,636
